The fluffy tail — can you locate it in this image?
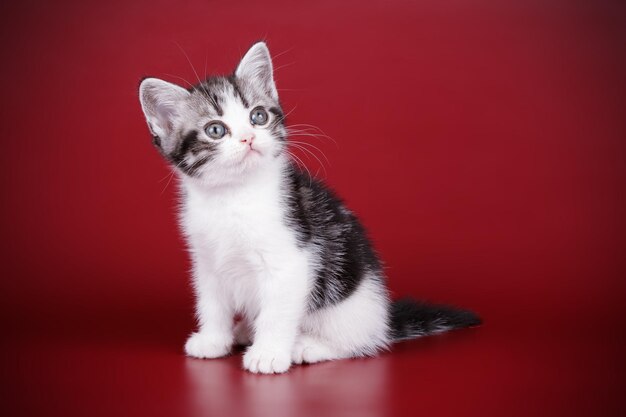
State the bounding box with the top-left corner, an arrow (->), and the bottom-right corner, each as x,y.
389,298 -> 482,341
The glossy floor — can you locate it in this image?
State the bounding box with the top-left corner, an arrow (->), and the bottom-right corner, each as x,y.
4,316 -> 624,417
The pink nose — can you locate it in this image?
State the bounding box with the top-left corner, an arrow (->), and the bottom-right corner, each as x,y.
240,133 -> 255,144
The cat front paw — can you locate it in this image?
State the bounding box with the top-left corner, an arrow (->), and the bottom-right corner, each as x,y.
292,335 -> 338,364
243,344 -> 291,374
184,332 -> 231,359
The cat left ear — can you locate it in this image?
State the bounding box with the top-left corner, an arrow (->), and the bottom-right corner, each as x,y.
235,42 -> 278,101
139,78 -> 190,140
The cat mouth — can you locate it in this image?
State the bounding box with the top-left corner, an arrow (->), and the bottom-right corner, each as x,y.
245,147 -> 262,157
241,147 -> 262,163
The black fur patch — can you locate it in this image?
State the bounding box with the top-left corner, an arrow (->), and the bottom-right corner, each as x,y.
168,130 -> 217,177
268,107 -> 286,143
227,75 -> 249,108
193,79 -> 225,116
152,135 -> 161,149
283,165 -> 382,310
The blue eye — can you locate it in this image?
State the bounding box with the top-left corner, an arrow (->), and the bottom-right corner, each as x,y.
205,122 -> 226,139
250,107 -> 269,126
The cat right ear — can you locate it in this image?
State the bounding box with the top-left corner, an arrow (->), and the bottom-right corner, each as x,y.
138,78 -> 190,139
235,42 -> 278,101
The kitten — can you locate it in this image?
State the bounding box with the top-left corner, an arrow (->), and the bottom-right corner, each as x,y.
138,42 -> 480,374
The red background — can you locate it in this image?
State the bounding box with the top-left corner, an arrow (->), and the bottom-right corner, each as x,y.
1,0 -> 625,416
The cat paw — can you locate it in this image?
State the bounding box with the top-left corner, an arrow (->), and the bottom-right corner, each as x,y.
184,332 -> 231,359
243,345 -> 291,374
292,336 -> 338,364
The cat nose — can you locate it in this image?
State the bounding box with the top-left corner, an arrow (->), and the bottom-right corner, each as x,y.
240,133 -> 255,144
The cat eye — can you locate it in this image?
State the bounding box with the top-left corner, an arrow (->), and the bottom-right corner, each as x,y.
250,107 -> 269,126
205,122 -> 227,139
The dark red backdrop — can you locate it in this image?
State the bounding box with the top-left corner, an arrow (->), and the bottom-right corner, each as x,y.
1,0 -> 625,416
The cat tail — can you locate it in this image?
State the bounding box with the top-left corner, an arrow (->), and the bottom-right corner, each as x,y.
389,298 -> 481,342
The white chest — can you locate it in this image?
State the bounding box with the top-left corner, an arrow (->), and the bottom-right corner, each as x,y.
180,174 -> 297,276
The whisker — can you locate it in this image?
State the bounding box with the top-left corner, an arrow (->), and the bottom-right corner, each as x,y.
173,41 -> 219,110
287,123 -> 328,133
158,169 -> 174,183
280,104 -> 298,122
289,143 -> 328,177
173,42 -> 204,86
286,124 -> 337,145
161,159 -> 186,195
163,73 -> 194,88
273,61 -> 296,72
288,140 -> 331,165
286,150 -> 313,186
272,47 -> 294,60
288,138 -> 330,159
286,129 -> 329,137
161,170 -> 176,194
287,131 -> 337,146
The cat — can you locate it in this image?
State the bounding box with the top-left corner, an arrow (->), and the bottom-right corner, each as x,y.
138,42 -> 480,374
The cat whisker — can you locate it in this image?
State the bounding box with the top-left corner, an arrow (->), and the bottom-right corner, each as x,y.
173,41 -> 219,109
158,168 -> 175,183
281,104 -> 298,121
285,124 -> 333,171
161,164 -> 181,195
273,61 -> 296,72
288,140 -> 331,166
161,172 -> 176,194
271,47 -> 294,61
286,150 -> 313,186
287,123 -> 330,135
159,156 -> 192,195
203,52 -> 208,80
288,143 -> 328,178
286,129 -> 329,137
173,42 -> 205,86
287,131 -> 336,147
286,125 -> 336,145
163,73 -> 194,88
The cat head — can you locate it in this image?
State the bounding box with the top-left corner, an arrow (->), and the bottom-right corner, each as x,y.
138,42 -> 286,185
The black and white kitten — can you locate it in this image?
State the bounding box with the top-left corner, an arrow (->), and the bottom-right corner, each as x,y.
138,42 -> 480,374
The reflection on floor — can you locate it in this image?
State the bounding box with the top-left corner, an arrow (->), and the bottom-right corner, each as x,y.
3,321 -> 623,417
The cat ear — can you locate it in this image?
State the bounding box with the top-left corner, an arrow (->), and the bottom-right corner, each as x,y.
235,42 -> 278,100
139,78 -> 190,139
